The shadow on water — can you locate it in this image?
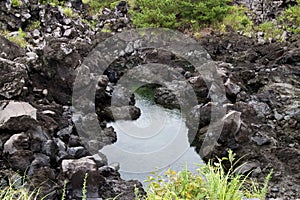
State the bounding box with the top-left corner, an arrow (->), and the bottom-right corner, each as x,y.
100,87 -> 203,186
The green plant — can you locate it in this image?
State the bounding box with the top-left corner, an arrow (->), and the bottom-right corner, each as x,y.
82,172 -> 88,200
12,0 -> 21,7
0,173 -> 47,200
140,150 -> 272,200
61,180 -> 67,200
243,169 -> 273,199
82,19 -> 98,30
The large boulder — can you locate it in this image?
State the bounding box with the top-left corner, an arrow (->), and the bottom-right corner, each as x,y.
0,58 -> 28,99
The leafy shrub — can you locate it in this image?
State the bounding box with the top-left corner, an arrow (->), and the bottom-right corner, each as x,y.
129,0 -> 178,28
0,173 -> 42,200
222,5 -> 253,31
137,150 -> 272,200
130,0 -> 232,30
177,0 -> 232,29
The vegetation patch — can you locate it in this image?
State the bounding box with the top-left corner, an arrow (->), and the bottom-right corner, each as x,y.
12,0 -> 22,8
82,0 -> 119,15
134,84 -> 158,102
136,150 -> 272,200
61,6 -> 77,18
27,21 -> 41,31
39,0 -> 64,7
0,28 -> 29,48
0,173 -> 44,200
255,21 -> 284,40
278,0 -> 300,33
129,0 -> 232,30
221,5 -> 253,32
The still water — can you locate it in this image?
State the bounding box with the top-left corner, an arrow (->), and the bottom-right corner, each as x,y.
100,95 -> 203,184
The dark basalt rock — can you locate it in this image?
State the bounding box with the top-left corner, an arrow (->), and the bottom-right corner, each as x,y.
196,31 -> 300,199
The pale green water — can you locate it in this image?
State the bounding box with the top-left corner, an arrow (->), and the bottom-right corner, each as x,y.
100,95 -> 203,183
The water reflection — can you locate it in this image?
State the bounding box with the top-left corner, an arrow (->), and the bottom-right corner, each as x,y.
100,95 -> 203,184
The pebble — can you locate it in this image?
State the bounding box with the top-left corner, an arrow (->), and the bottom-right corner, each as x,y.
63,18 -> 72,25
32,29 -> 40,38
109,162 -> 120,171
274,110 -> 283,121
26,52 -> 38,59
42,89 -> 48,96
271,187 -> 280,193
42,110 -> 56,115
63,28 -> 72,37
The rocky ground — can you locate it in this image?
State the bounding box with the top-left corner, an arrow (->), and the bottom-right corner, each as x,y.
196,31 -> 300,199
0,0 -> 299,199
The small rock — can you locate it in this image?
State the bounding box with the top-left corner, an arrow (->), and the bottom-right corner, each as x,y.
63,18 -> 72,25
26,52 -> 38,60
274,110 -> 283,121
53,27 -> 62,38
234,162 -> 259,174
42,89 -> 48,96
22,13 -> 31,20
91,152 -> 107,167
102,8 -> 111,15
57,126 -> 73,141
288,143 -> 295,148
42,110 -> 56,115
46,27 -> 52,33
251,136 -> 270,146
32,29 -> 40,38
28,153 -> 51,175
224,78 -> 241,96
284,115 -> 291,120
125,42 -> 134,54
61,157 -> 98,178
3,133 -> 30,154
63,28 -> 72,37
109,162 -> 120,171
67,146 -> 90,158
7,150 -> 34,172
271,187 -> 280,193
42,140 -> 57,159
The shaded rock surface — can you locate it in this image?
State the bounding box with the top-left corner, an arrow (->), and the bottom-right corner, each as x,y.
195,31 -> 300,199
